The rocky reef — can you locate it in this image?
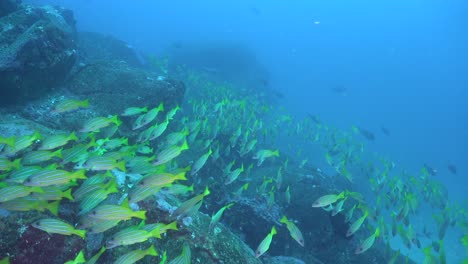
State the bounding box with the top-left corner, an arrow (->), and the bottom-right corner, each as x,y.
0,2 -> 77,105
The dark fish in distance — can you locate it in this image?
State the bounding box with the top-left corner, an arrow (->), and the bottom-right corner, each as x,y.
447,164 -> 457,174
331,85 -> 347,96
251,7 -> 261,15
272,90 -> 284,98
307,114 -> 321,124
359,128 -> 375,141
424,164 -> 438,176
381,127 -> 390,136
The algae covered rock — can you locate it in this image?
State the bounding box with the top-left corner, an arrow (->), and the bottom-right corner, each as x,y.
0,4 -> 77,105
17,60 -> 185,131
77,31 -> 146,68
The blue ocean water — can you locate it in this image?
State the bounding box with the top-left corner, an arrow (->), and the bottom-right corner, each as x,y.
20,0 -> 468,263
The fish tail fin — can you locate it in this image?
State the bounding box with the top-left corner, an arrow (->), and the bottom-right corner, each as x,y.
150,227 -> 162,239
135,210 -> 147,220
116,160 -> 126,172
75,229 -> 86,239
203,187 -> 210,196
53,148 -> 63,159
146,245 -> 158,256
32,130 -> 43,140
82,99 -> 90,108
273,150 -> 280,157
271,226 -> 277,235
110,115 -> 122,127
63,188 -> 74,201
280,215 -> 288,224
46,200 -> 60,216
176,171 -> 187,181
12,158 -> 22,169
69,132 -> 78,142
181,140 -> 189,151
1,136 -> 16,147
166,221 -> 178,231
158,102 -> 164,112
73,169 -> 87,180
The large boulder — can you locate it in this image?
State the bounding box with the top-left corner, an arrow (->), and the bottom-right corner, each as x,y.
0,4 -> 77,105
77,31 -> 145,68
19,60 -> 185,131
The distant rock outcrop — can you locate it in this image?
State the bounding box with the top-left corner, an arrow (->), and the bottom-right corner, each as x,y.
0,4 -> 77,105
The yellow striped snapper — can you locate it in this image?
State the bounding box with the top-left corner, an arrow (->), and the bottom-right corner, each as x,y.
132,103 -> 164,130
210,203 -> 234,230
169,243 -> 191,264
191,148 -> 212,176
165,183 -> 194,196
166,105 -> 181,120
139,171 -> 187,187
280,216 -> 304,247
53,99 -> 89,113
0,158 -> 21,172
121,106 -> 148,116
115,245 -> 158,264
89,200 -> 146,221
22,149 -> 62,165
253,149 -> 279,166
78,183 -> 118,215
84,219 -> 121,234
73,173 -> 113,201
225,164 -> 244,185
153,141 -> 189,166
0,185 -> 44,202
128,185 -> 162,204
80,115 -> 121,133
106,225 -> 161,249
141,221 -> 178,235
148,117 -> 170,141
312,192 -> 345,208
24,169 -> 86,187
172,187 -> 210,218
239,139 -> 257,157
1,131 -> 41,156
164,128 -> 189,147
32,218 -> 86,238
346,210 -> 369,237
355,227 -> 380,254
38,132 -> 78,150
0,197 -> 60,216
32,186 -> 74,201
85,246 -> 106,264
233,183 -> 249,197
61,143 -> 92,165
255,226 -> 277,258
103,137 -> 128,150
81,156 -> 126,172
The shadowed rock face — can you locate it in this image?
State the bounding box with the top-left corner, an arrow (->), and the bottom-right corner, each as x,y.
0,0 -> 21,18
0,4 -> 77,105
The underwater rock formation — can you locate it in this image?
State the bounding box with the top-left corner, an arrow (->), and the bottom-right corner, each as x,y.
17,60 -> 185,131
0,0 -> 21,18
0,3 -> 77,105
77,31 -> 146,68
